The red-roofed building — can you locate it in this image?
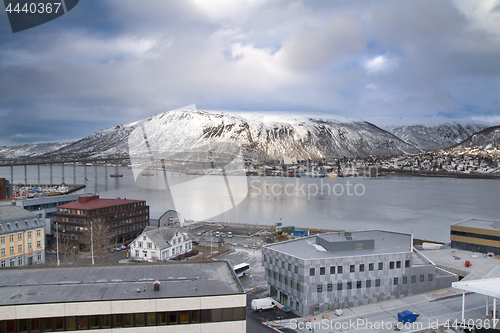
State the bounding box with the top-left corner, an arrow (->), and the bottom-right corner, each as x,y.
53,195 -> 149,249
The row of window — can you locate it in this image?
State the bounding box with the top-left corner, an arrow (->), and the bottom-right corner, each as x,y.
0,252 -> 43,267
57,203 -> 147,215
1,241 -> 42,256
1,231 -> 42,244
315,274 -> 434,292
264,255 -> 411,276
0,220 -> 41,232
0,308 -> 245,333
451,230 -> 500,242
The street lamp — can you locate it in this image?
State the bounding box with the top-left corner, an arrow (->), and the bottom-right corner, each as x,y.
90,220 -> 94,265
56,221 -> 60,266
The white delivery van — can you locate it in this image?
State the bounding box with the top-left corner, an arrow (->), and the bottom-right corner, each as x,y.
215,231 -> 220,237
227,232 -> 232,238
251,298 -> 277,311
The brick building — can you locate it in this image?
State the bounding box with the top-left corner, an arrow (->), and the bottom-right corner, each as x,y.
52,195 -> 149,249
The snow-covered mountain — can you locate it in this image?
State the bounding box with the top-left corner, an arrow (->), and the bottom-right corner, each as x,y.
371,118 -> 490,151
41,109 -> 420,161
458,125 -> 500,148
0,141 -> 74,160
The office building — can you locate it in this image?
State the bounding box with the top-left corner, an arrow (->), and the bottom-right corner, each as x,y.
262,230 -> 457,316
451,218 -> 500,255
52,195 -> 149,249
0,204 -> 45,268
0,261 -> 246,333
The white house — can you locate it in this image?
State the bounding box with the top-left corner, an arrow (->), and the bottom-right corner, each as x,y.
130,226 -> 193,261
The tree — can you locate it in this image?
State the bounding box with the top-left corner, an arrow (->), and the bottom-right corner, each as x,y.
85,220 -> 112,264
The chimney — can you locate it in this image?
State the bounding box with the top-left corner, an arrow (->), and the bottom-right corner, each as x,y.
153,280 -> 160,292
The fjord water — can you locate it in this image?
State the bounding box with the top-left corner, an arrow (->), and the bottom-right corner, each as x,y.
2,165 -> 499,242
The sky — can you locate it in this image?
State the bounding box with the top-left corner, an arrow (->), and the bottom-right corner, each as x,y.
1,0 -> 500,145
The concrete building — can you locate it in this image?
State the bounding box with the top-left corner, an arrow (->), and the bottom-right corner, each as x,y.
52,195 -> 149,249
130,226 -> 193,261
262,230 -> 457,316
451,218 -> 500,255
0,204 -> 45,268
0,261 -> 246,332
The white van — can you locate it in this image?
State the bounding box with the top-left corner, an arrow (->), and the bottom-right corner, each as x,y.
227,232 -> 233,238
215,231 -> 220,237
251,298 -> 277,311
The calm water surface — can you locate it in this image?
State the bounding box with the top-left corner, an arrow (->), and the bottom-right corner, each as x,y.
1,165 -> 499,242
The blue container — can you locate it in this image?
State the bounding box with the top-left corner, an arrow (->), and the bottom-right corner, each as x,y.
397,310 -> 419,323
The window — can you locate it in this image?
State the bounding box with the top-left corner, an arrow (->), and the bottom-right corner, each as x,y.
148,243 -> 152,249
294,265 -> 299,274
317,285 -> 323,293
28,242 -> 32,250
420,274 -> 425,282
338,266 -> 343,274
275,259 -> 279,266
327,283 -> 333,291
347,282 -> 352,290
263,255 -> 267,262
0,236 -> 4,244
310,268 -> 315,276
411,275 -> 416,283
291,280 -> 294,288
138,242 -> 143,248
273,272 -> 276,279
337,283 -> 342,291
1,260 -> 5,267
1,248 -> 5,256
296,302 -> 300,311
37,230 -> 41,237
18,233 -> 22,241
37,252 -> 42,261
428,274 -> 433,281
284,277 -> 287,285
390,261 -> 395,269
330,266 -> 335,274
375,279 -> 380,287
403,276 -> 408,284
278,274 -> 282,282
288,263 -> 291,271
18,257 -> 22,265
28,231 -> 32,239
394,277 -> 398,285
350,265 -> 355,273
297,283 -> 301,292
10,246 -> 14,254
37,240 -> 41,248
9,235 -> 14,242
405,260 -> 410,268
396,261 -> 401,269
366,280 -> 371,288
135,250 -> 139,257
378,262 -> 383,270
18,244 -> 22,252
357,281 -> 362,289
369,263 -> 374,271
320,267 -> 325,275
282,261 -> 285,269
360,264 -> 365,272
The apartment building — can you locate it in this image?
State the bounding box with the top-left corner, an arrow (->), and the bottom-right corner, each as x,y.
0,204 -> 45,268
130,226 -> 193,261
262,230 -> 457,316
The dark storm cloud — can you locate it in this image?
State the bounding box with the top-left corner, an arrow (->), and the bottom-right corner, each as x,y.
0,0 -> 499,145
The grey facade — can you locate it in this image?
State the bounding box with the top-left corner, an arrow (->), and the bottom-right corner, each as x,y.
262,230 -> 457,316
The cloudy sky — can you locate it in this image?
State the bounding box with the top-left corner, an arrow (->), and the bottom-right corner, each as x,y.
1,0 -> 500,145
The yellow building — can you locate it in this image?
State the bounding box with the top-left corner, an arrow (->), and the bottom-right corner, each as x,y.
451,218 -> 500,255
0,204 -> 45,268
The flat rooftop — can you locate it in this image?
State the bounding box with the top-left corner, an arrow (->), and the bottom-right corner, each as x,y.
265,230 -> 412,260
452,218 -> 500,232
0,261 -> 244,306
